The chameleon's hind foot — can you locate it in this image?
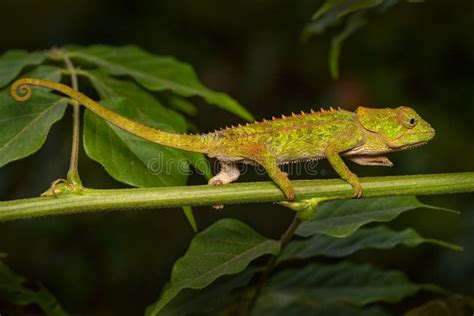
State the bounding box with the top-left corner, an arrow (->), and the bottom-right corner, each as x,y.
208,163 -> 240,186
208,162 -> 240,209
209,180 -> 225,209
209,179 -> 223,186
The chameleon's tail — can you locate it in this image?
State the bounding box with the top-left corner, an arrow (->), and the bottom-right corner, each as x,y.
11,78 -> 212,153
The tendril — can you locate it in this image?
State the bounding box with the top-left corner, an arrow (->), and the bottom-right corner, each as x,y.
10,80 -> 32,102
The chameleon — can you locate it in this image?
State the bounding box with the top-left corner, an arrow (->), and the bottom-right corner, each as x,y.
10,78 -> 436,200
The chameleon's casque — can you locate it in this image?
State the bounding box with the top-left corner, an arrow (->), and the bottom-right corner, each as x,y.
10,78 -> 435,200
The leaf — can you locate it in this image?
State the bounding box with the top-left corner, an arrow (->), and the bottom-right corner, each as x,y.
84,71 -> 211,229
329,13 -> 366,79
25,65 -> 64,82
165,94 -> 199,116
337,0 -> 383,19
0,89 -> 67,167
0,50 -> 46,88
404,295 -> 474,316
311,0 -> 348,21
146,219 -> 280,315
304,0 -> 418,78
68,45 -> 254,121
159,267 -> 256,316
280,226 -> 461,262
0,259 -> 68,316
182,206 -> 198,232
303,8 -> 344,40
87,70 -> 188,133
183,150 -> 213,181
84,98 -> 189,187
295,196 -> 458,238
305,0 -> 376,43
255,303 -> 389,316
260,262 -> 425,308
83,72 -> 194,187
87,70 -> 213,184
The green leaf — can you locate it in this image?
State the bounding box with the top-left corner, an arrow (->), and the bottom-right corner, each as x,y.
329,13 -> 366,79
86,70 -> 188,133
0,89 -> 67,167
296,196 -> 458,238
165,94 -> 199,116
159,267 -> 256,316
260,262 -> 424,308
183,150 -> 213,181
82,71 -> 211,196
25,65 -> 64,82
311,0 -> 348,21
303,8 -> 343,40
182,206 -> 198,232
0,259 -> 68,316
69,45 -> 253,121
0,50 -> 46,88
146,219 -> 280,315
304,0 -> 413,78
280,226 -> 461,262
83,72 -> 195,187
255,303 -> 389,316
405,295 -> 474,316
337,0 -> 383,19
84,71 -> 211,228
83,98 -> 189,187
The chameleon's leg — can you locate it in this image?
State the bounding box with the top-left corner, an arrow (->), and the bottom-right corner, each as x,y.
208,162 -> 240,186
208,162 -> 240,209
325,145 -> 362,198
258,154 -> 295,201
347,155 -> 393,167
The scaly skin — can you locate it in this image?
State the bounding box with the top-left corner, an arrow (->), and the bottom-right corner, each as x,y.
10,78 -> 436,200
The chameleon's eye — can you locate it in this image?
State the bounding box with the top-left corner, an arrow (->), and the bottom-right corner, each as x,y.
402,117 -> 417,129
397,106 -> 418,129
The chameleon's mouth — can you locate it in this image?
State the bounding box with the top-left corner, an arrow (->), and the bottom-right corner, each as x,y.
388,129 -> 435,150
395,141 -> 428,151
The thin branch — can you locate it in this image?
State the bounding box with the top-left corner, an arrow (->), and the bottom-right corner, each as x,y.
63,55 -> 82,185
0,172 -> 473,222
246,215 -> 302,313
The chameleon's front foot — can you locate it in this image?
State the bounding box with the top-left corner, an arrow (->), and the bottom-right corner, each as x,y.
283,186 -> 296,201
352,182 -> 362,198
347,173 -> 362,198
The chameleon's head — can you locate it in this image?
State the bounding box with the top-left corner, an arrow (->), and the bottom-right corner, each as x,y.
355,106 -> 435,150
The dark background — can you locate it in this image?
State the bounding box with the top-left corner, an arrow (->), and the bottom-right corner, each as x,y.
0,0 -> 473,315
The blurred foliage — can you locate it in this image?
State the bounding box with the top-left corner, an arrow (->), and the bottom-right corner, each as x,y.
295,196 -> 458,237
303,0 -> 425,79
142,198 -> 460,315
0,256 -> 68,315
404,295 -> 474,316
0,0 -> 473,315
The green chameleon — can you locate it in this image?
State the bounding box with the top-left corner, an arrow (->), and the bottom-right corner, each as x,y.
11,78 -> 435,200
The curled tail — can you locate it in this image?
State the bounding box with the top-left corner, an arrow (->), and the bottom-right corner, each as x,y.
11,78 -> 212,153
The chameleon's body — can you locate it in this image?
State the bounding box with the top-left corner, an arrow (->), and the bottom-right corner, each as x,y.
10,78 -> 436,200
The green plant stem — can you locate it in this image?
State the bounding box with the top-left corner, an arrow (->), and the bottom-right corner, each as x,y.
0,172 -> 473,222
63,55 -> 82,185
246,215 -> 302,314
